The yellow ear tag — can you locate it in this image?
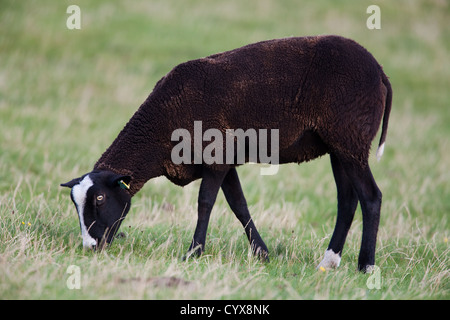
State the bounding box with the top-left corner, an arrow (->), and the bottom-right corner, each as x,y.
118,180 -> 130,190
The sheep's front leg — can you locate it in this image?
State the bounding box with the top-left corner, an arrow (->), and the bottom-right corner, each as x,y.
221,168 -> 269,261
186,167 -> 228,258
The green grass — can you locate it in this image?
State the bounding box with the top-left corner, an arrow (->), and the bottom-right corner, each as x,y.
0,0 -> 449,299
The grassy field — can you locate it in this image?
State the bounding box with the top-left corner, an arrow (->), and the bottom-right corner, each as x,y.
0,0 -> 449,300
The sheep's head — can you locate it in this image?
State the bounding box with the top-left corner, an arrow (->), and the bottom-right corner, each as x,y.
61,170 -> 132,249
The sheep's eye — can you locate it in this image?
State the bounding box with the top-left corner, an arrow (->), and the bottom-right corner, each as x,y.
96,195 -> 104,202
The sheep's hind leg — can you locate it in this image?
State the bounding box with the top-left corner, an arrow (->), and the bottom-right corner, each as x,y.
221,168 -> 269,261
338,156 -> 382,272
318,153 -> 358,270
185,167 -> 228,259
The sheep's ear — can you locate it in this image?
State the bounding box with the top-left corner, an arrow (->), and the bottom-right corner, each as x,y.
110,175 -> 132,190
60,177 -> 81,188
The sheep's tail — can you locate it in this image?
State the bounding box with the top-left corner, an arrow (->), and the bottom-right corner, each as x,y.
376,72 -> 392,161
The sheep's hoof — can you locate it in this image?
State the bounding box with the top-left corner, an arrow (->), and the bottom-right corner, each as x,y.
317,249 -> 341,270
253,245 -> 270,263
358,264 -> 376,273
182,245 -> 203,261
257,250 -> 270,263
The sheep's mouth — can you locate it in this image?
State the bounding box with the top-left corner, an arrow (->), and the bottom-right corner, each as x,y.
84,236 -> 109,251
94,224 -> 125,250
96,237 -> 109,251
97,227 -> 114,250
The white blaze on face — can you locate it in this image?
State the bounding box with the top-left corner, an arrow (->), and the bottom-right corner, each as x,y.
71,175 -> 97,248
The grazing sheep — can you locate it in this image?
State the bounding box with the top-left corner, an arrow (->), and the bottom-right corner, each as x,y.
61,35 -> 392,272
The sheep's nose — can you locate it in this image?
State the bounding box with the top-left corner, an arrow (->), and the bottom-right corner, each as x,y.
82,238 -> 98,250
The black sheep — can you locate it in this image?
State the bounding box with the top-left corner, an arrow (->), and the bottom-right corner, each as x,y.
61,35 -> 392,272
